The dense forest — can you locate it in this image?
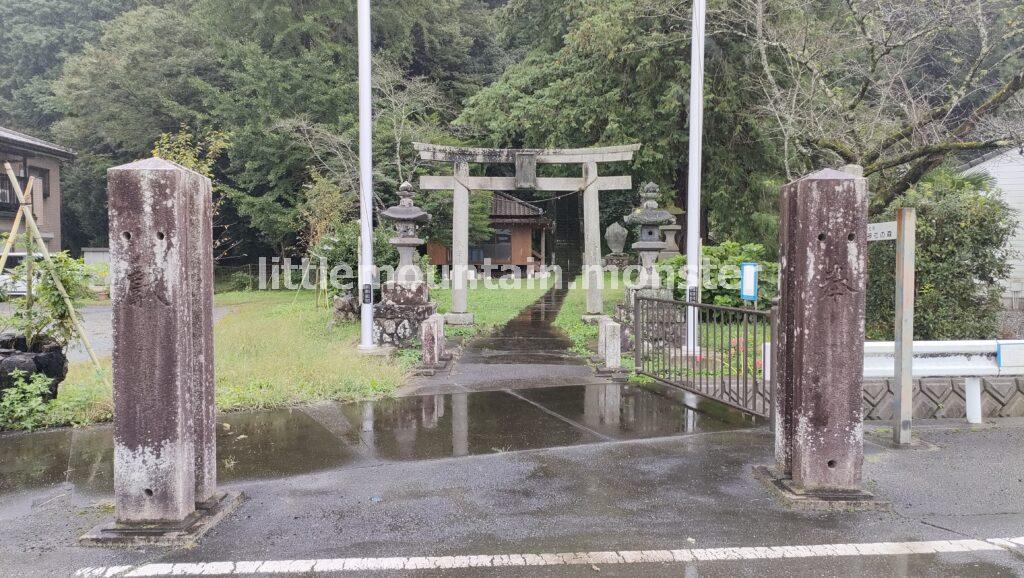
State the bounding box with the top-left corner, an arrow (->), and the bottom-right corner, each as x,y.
1,0 -> 1022,268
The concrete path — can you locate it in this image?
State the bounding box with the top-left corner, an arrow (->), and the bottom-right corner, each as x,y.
400,288 -> 610,397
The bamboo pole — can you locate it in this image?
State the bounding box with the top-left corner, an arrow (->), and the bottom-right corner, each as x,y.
3,162 -> 104,372
0,195 -> 28,274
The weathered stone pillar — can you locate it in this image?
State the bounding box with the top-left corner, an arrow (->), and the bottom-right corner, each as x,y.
107,158 -> 200,524
187,162 -> 216,506
419,313 -> 449,373
448,162 -> 474,325
604,321 -> 622,370
582,161 -> 603,318
777,168 -> 868,491
83,158 -> 243,546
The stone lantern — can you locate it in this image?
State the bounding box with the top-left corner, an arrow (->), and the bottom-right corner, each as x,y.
374,182 -> 437,346
624,182 -> 674,290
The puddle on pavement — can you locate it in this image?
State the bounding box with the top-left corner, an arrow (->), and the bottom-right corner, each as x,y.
0,384 -> 753,498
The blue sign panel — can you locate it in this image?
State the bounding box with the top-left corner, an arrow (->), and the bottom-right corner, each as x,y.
740,262 -> 759,302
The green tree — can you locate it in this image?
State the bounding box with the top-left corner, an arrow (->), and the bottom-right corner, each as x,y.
0,0 -> 136,132
459,0 -> 783,250
866,168 -> 1018,340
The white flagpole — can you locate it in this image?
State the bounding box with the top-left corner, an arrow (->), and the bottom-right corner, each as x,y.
686,0 -> 706,351
357,0 -> 377,351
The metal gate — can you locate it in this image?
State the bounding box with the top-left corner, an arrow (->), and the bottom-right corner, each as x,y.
634,297 -> 776,418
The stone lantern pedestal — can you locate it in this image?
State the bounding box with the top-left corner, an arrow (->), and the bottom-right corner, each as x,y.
374,183 -> 436,347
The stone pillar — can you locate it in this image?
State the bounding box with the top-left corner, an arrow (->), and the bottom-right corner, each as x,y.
582,161 -> 603,317
187,162 -> 216,505
108,158 -> 202,524
596,316 -> 610,360
602,319 -> 618,370
604,321 -> 622,370
420,313 -> 448,370
448,162 -> 474,325
777,168 -> 868,491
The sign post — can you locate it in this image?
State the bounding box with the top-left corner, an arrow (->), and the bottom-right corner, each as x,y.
868,210 -> 917,446
893,208 -> 916,445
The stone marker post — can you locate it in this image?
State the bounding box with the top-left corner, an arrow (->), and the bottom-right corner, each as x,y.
108,158 -> 203,524
775,168 -> 869,492
604,321 -> 622,370
86,158 -> 242,546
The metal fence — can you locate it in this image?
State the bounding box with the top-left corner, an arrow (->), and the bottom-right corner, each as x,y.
634,297 -> 776,418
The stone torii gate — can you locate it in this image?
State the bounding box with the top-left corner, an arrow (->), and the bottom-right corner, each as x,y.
415,142 -> 640,324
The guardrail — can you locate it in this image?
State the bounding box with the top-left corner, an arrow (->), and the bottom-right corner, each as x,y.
863,340 -> 1024,423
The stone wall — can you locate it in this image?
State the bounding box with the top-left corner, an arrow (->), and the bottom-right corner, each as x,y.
863,377 -> 1024,420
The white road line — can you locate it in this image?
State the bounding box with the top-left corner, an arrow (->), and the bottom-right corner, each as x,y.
74,536 -> 1024,576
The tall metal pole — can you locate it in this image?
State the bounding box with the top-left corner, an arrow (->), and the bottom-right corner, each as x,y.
357,0 -> 376,350
686,0 -> 706,349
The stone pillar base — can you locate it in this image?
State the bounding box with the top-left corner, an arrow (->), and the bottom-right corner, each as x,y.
753,466 -> 889,512
445,312 -> 475,326
80,491 -> 245,548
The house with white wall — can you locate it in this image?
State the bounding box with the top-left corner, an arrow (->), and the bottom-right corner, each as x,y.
963,147 -> 1024,308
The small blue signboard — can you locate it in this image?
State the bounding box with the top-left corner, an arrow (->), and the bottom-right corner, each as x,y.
740,262 -> 759,302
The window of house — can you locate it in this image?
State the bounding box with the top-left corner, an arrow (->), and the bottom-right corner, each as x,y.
28,167 -> 50,199
470,228 -> 513,263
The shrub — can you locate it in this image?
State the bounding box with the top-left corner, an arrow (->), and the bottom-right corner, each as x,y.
311,221 -> 399,296
866,169 -> 1017,340
0,370 -> 54,431
228,270 -> 255,292
659,242 -> 779,308
3,252 -> 92,348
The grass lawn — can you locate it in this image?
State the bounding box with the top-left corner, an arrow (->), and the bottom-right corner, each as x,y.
37,279 -> 552,429
44,290 -> 413,428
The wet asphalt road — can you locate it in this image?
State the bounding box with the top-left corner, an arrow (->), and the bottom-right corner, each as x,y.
3,422 -> 1024,577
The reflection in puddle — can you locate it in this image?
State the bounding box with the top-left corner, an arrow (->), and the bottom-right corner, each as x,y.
0,384 -> 750,498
